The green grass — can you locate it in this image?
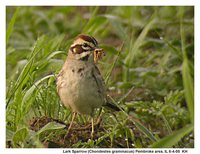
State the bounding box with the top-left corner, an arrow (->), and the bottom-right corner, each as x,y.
6,6 -> 194,148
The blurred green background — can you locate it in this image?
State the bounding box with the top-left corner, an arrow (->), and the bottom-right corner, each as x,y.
6,6 -> 194,148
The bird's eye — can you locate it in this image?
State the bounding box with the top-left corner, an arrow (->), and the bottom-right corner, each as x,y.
82,43 -> 88,47
82,43 -> 93,51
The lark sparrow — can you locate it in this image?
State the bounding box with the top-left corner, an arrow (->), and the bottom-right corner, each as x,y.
56,34 -> 106,139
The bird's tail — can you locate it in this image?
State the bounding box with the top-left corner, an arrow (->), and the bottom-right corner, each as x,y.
103,95 -> 121,111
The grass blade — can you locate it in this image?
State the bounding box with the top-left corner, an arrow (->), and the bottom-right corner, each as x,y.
161,113 -> 173,135
133,119 -> 158,142
36,122 -> 66,136
180,7 -> 194,124
105,43 -> 123,85
6,36 -> 47,108
6,7 -> 19,45
12,127 -> 28,147
108,95 -> 158,142
150,124 -> 193,148
125,13 -> 156,67
21,74 -> 55,111
123,12 -> 156,82
182,56 -> 194,124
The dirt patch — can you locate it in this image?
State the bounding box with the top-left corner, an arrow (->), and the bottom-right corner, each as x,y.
29,116 -> 104,147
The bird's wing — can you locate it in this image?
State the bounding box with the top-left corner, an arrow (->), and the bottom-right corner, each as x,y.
91,65 -> 121,111
91,65 -> 106,104
56,69 -> 64,94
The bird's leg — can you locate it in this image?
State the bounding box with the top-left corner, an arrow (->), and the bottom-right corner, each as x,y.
68,112 -> 77,133
64,112 -> 77,139
96,107 -> 103,124
91,117 -> 94,140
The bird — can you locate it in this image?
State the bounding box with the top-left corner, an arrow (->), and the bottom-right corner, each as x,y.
56,34 -> 108,139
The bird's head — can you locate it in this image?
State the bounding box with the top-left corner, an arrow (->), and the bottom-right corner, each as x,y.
68,34 -> 105,63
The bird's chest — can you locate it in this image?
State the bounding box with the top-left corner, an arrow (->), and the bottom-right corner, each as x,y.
59,62 -> 96,100
57,61 -> 103,115
65,63 -> 92,89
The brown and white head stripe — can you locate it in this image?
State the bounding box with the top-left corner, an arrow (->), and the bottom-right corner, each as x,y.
70,34 -> 99,54
68,34 -> 105,63
78,34 -> 98,47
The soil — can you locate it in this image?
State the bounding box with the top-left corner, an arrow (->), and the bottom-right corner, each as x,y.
28,116 -> 140,148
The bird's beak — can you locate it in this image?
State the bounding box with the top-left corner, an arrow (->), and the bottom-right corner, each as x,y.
94,48 -> 105,63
